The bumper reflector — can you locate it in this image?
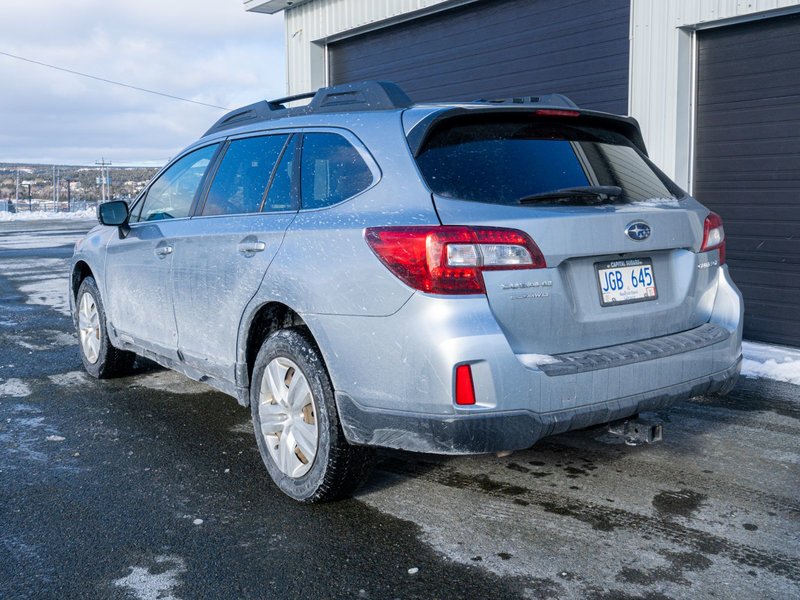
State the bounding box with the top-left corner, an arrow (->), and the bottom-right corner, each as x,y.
455,364 -> 476,405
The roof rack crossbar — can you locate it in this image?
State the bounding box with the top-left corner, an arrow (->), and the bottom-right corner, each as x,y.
267,91 -> 316,109
203,80 -> 413,137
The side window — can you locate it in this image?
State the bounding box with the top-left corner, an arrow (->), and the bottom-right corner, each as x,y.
300,133 -> 373,210
201,135 -> 289,216
263,135 -> 298,212
134,145 -> 218,222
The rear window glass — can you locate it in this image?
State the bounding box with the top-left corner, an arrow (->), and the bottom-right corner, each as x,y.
415,116 -> 683,205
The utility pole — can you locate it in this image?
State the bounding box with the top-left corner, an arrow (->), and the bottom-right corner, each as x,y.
15,168 -> 19,203
25,183 -> 31,212
96,158 -> 111,203
55,166 -> 61,211
52,165 -> 56,210
65,179 -> 73,213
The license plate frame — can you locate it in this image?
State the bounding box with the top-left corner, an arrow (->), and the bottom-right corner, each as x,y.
595,258 -> 658,307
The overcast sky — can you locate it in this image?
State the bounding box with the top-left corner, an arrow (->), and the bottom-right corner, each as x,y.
0,0 -> 285,166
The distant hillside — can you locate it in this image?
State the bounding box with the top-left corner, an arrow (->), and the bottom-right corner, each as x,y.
0,163 -> 161,205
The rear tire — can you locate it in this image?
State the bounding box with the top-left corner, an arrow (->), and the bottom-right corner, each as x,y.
250,327 -> 374,502
76,277 -> 136,379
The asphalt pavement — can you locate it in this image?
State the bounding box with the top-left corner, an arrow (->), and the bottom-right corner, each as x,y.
1,219 -> 798,600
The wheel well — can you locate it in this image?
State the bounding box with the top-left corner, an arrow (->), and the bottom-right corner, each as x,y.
71,261 -> 93,301
245,302 -> 306,385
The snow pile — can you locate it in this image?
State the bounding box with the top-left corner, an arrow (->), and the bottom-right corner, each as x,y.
741,341 -> 800,386
0,208 -> 96,222
614,197 -> 681,211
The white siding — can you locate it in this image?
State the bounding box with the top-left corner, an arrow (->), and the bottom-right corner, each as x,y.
282,0 -> 476,93
630,0 -> 800,188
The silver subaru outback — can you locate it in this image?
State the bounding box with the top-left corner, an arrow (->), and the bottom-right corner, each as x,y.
70,81 -> 743,502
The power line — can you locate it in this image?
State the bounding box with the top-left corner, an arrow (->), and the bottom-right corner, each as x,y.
0,50 -> 230,110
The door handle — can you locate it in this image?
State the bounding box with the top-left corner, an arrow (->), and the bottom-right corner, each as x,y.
237,241 -> 266,254
154,245 -> 173,258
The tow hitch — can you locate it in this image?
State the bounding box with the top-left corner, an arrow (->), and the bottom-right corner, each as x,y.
607,417 -> 663,446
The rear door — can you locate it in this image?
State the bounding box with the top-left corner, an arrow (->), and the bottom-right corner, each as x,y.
171,133 -> 299,382
414,112 -> 717,355
104,144 -> 219,359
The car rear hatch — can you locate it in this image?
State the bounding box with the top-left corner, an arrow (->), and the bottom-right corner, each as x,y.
406,108 -> 721,356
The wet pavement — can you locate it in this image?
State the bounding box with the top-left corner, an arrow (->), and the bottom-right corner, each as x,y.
1,219 -> 798,599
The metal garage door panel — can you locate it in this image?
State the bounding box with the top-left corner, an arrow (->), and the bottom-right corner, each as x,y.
329,0 -> 629,114
694,13 -> 800,347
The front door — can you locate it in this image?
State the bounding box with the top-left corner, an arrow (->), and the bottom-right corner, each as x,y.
104,144 -> 219,359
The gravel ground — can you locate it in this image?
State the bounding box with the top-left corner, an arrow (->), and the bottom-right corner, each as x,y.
1,219 -> 798,600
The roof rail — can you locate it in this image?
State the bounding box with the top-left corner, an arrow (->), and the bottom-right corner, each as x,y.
203,80 -> 413,137
472,93 -> 578,108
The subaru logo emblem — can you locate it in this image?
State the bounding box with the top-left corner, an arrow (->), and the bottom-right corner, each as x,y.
625,221 -> 651,241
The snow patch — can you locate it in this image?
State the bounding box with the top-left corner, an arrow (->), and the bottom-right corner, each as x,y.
10,330 -> 76,351
48,371 -> 89,387
518,353 -> 560,369
229,421 -> 253,435
0,209 -> 95,222
611,197 -> 682,212
0,232 -> 83,250
0,378 -> 31,397
742,341 -> 800,386
131,370 -> 215,396
19,276 -> 71,316
0,258 -> 71,316
113,555 -> 187,600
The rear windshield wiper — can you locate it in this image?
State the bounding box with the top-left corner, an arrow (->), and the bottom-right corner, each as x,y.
517,185 -> 623,205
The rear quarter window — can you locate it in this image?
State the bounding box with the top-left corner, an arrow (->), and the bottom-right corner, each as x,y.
300,133 -> 373,210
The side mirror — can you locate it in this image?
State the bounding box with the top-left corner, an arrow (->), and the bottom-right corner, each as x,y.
98,200 -> 131,238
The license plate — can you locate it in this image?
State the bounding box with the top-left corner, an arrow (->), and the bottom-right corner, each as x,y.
595,258 -> 657,306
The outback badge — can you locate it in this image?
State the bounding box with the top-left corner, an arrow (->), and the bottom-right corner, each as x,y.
625,221 -> 651,241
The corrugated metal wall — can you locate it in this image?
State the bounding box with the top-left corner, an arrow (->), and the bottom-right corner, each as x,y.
630,0 -> 800,188
284,0 -> 464,92
328,0 -> 630,113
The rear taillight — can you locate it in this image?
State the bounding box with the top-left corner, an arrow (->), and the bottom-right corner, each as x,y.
364,226 -> 546,294
701,212 -> 726,265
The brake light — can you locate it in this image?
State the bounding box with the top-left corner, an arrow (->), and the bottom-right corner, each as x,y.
364,226 -> 546,294
701,212 -> 726,265
535,109 -> 580,117
455,364 -> 476,406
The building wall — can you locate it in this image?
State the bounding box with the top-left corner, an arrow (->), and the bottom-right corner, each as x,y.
255,0 -> 800,187
630,0 -> 800,188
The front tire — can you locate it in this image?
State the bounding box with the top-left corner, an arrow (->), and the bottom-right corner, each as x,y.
76,277 -> 136,378
250,328 -> 374,502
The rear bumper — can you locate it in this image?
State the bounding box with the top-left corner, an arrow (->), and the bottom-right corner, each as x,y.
336,356 -> 742,454
305,265 -> 743,453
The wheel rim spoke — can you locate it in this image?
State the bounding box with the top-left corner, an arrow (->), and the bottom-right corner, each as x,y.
279,430 -> 296,475
293,420 -> 317,462
286,371 -> 310,412
265,360 -> 286,406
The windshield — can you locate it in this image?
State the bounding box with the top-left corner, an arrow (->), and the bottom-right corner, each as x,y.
414,115 -> 684,205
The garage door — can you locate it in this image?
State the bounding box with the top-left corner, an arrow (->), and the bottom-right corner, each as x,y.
694,13 -> 800,347
329,0 -> 629,114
